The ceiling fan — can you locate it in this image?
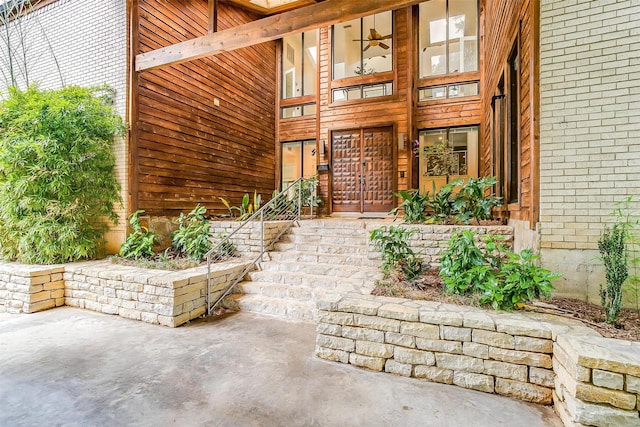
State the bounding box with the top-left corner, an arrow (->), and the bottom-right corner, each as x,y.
353,28 -> 392,51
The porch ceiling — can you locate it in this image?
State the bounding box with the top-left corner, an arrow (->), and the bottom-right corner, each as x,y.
223,0 -> 324,15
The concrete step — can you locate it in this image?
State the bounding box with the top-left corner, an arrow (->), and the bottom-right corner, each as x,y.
223,293 -> 316,322
267,251 -> 380,267
258,260 -> 380,278
235,281 -> 348,303
274,241 -> 372,255
246,270 -> 379,292
282,233 -> 369,245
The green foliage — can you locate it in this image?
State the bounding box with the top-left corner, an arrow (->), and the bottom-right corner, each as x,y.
452,176 -> 501,223
290,175 -> 322,211
439,230 -> 559,311
423,139 -> 460,177
0,85 -> 123,263
220,191 -> 262,221
370,225 -> 424,282
210,232 -> 237,261
598,223 -> 628,324
119,210 -> 157,260
172,204 -> 212,262
426,179 -> 464,222
390,189 -> 429,223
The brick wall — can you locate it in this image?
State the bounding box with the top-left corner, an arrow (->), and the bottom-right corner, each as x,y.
538,0 -> 640,301
0,0 -> 128,253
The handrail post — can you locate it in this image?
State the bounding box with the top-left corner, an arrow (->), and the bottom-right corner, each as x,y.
260,210 -> 265,261
206,254 -> 211,316
297,179 -> 302,220
310,182 -> 315,220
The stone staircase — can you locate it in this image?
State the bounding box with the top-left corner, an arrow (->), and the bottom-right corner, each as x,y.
224,219 -> 388,322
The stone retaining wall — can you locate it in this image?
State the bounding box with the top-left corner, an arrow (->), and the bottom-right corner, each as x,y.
210,220 -> 294,256
0,262 -> 65,314
64,260 -> 251,327
315,294 -> 640,426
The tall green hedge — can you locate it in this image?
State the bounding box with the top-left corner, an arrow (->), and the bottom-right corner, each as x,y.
0,85 -> 123,263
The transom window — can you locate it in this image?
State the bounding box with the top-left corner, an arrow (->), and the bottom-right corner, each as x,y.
419,0 -> 478,78
332,11 -> 393,80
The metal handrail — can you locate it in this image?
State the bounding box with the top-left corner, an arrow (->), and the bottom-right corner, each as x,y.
205,177 -> 314,316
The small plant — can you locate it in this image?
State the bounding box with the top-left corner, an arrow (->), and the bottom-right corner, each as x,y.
426,179 -> 463,222
119,210 -> 157,260
220,191 -> 262,221
390,189 -> 429,223
439,230 -> 560,311
210,232 -> 237,261
370,225 -> 423,282
598,223 -> 628,324
172,204 -> 211,262
290,175 -> 322,211
453,176 -> 502,223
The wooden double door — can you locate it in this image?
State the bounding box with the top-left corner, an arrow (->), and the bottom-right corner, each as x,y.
331,126 -> 395,213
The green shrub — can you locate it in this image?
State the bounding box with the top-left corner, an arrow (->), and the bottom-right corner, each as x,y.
426,179 -> 463,222
439,230 -> 560,311
172,204 -> 212,262
452,176 -> 501,223
370,225 -> 423,282
390,189 -> 429,223
598,223 -> 628,324
119,210 -> 157,260
0,85 -> 123,263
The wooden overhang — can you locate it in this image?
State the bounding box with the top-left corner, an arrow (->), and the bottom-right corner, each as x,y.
135,0 -> 425,72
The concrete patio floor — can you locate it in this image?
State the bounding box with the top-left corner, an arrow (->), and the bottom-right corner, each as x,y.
0,308 -> 562,427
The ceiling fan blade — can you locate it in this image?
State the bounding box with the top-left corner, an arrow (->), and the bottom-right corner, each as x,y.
363,44 -> 371,52
369,28 -> 377,39
379,42 -> 390,50
381,34 -> 393,40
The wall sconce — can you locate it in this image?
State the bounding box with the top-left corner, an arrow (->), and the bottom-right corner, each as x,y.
319,140 -> 327,156
398,133 -> 406,151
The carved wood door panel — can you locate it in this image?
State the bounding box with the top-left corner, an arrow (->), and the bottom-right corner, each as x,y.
331,127 -> 395,213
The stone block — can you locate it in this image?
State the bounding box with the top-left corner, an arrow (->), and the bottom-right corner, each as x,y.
356,340 -> 394,358
495,317 -> 552,339
173,312 -> 192,327
378,304 -> 419,321
317,322 -> 342,337
394,347 -> 435,366
441,325 -> 472,342
318,310 -> 354,326
419,311 -> 463,326
484,360 -> 528,382
514,336 -> 553,353
453,372 -> 494,393
435,353 -> 484,374
23,299 -> 55,313
119,308 -> 141,321
157,315 -> 174,327
414,365 -> 453,384
416,338 -> 462,354
141,312 -> 159,324
553,342 -> 591,382
592,369 -> 624,390
399,322 -> 440,339
29,291 -> 52,303
626,375 -> 640,394
316,334 -> 355,352
575,382 -> 637,410
101,305 -> 118,315
349,353 -> 385,372
463,342 -> 489,359
353,314 -> 400,332
473,329 -> 515,350
385,332 -> 415,348
385,360 -> 412,377
342,326 -> 384,343
563,389 -> 640,427
337,298 -> 381,315
556,334 -> 640,377
489,347 -> 552,369
316,346 -> 349,364
529,367 -> 555,388
495,378 -> 552,405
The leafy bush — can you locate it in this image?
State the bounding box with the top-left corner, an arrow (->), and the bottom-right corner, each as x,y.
370,225 -> 423,282
290,175 -> 322,211
220,191 -> 262,221
426,179 -> 463,222
452,176 -> 501,223
391,189 -> 429,223
119,210 -> 157,260
172,204 -> 211,262
0,85 -> 123,263
598,223 -> 628,324
439,230 -> 559,311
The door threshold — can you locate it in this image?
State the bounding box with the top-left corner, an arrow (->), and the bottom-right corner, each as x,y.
331,212 -> 392,219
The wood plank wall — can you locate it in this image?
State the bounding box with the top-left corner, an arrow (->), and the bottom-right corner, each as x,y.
133,0 -> 277,217
481,0 -> 536,225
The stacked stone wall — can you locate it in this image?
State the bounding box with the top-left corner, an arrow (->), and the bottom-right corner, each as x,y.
210,220 -> 294,256
0,263 -> 64,314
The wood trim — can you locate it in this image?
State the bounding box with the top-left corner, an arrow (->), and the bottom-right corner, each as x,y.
530,0 -> 540,229
135,0 -> 424,71
128,0 -> 140,214
406,6 -> 415,189
275,38 -> 282,190
417,71 -> 481,88
330,71 -> 395,89
280,95 -> 316,107
328,94 -> 400,109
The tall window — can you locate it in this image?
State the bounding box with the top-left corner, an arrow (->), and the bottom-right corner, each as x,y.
507,43 -> 520,204
282,30 -> 317,99
281,140 -> 316,189
419,0 -> 478,78
332,11 -> 393,80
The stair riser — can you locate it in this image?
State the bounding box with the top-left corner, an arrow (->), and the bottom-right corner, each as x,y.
246,270 -> 379,289
223,295 -> 316,322
235,282 -> 346,302
274,242 -> 371,255
283,235 -> 369,245
267,252 -> 380,267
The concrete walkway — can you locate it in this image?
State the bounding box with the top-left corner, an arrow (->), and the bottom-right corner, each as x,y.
0,308 -> 562,427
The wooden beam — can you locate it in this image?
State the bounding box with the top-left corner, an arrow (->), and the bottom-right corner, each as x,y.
208,0 -> 217,33
136,0 -> 423,72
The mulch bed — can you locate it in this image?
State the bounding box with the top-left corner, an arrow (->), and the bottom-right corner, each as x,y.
372,268 -> 640,342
